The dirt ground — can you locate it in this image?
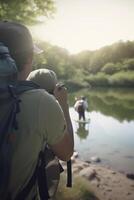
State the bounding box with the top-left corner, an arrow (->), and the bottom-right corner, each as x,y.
62,157 -> 134,200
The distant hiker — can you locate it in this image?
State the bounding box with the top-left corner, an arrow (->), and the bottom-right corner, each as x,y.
74,96 -> 88,121
0,21 -> 74,200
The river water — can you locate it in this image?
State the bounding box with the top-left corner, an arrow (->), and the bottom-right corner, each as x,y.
69,88 -> 134,174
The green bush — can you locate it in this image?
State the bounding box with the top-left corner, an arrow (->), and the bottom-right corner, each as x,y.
56,175 -> 98,200
123,58 -> 134,71
101,62 -> 118,74
85,73 -> 109,86
109,71 -> 134,86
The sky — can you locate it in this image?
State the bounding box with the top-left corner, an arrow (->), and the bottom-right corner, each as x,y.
31,0 -> 134,54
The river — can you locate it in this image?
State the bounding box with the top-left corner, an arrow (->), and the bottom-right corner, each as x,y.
69,88 -> 134,174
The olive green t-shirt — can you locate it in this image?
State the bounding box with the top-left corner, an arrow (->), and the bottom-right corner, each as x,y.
9,89 -> 66,199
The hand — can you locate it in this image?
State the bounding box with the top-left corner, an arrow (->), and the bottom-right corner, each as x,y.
54,83 -> 68,108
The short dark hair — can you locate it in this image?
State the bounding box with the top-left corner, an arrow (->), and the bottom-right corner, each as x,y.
0,21 -> 33,71
81,96 -> 86,100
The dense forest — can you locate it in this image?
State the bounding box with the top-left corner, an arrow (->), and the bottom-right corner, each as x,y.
34,40 -> 134,89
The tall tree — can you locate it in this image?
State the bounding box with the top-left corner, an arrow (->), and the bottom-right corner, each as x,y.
0,0 -> 55,24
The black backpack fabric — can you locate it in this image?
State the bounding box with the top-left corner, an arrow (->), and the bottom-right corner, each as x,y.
77,102 -> 84,113
0,42 -> 72,200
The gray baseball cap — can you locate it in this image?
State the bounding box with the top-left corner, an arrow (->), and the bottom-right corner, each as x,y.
27,68 -> 58,94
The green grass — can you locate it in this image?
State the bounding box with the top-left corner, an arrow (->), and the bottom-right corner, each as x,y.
55,174 -> 99,200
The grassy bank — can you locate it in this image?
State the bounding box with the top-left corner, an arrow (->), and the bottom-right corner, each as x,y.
55,174 -> 99,200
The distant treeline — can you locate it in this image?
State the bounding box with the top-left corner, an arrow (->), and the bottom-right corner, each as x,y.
34,40 -> 134,89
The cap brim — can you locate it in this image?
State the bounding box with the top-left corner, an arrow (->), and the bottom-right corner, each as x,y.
33,44 -> 44,54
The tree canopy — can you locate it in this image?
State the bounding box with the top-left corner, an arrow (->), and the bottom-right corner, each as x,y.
34,40 -> 134,89
0,0 -> 55,24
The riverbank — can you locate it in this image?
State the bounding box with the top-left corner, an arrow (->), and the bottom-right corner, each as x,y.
60,153 -> 134,200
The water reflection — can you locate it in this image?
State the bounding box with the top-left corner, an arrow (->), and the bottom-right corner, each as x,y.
75,122 -> 89,140
69,88 -> 134,173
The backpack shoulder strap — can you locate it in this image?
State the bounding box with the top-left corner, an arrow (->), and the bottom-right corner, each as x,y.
0,84 -> 20,199
14,149 -> 49,200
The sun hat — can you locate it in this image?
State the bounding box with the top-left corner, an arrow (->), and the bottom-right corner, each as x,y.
27,68 -> 58,94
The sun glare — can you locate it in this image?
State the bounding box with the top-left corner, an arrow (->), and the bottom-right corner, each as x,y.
30,0 -> 134,54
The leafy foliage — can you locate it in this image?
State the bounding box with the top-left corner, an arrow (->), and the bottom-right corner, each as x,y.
123,58 -> 134,71
0,0 -> 55,24
34,40 -> 134,88
101,63 -> 119,74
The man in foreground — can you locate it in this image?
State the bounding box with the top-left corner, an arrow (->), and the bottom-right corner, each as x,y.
0,21 -> 74,200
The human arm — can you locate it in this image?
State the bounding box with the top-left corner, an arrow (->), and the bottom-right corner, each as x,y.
74,101 -> 79,111
51,84 -> 74,161
39,88 -> 74,161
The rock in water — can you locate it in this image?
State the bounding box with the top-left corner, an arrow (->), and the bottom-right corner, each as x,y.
91,156 -> 101,163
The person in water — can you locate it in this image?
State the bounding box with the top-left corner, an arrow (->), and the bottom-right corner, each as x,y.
74,96 -> 88,121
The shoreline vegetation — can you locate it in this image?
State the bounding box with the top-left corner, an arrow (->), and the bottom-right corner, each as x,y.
56,153 -> 134,200
34,40 -> 134,90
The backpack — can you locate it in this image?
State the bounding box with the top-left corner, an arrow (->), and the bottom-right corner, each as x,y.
0,42 -> 72,200
77,101 -> 84,113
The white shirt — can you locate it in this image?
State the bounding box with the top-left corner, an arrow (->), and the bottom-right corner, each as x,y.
74,99 -> 88,111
